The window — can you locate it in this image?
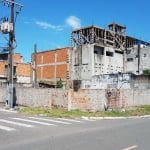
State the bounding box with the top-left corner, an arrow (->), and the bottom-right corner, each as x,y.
106,51 -> 113,57
126,49 -> 131,54
127,58 -> 133,62
115,50 -> 123,54
5,65 -> 16,76
94,46 -> 104,55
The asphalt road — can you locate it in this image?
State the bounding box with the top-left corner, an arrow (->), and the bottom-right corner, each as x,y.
0,110 -> 150,150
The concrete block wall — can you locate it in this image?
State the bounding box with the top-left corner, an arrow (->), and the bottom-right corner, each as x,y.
0,88 -> 6,103
1,88 -> 150,112
122,89 -> 150,107
0,88 -> 68,109
15,88 -> 52,107
125,46 -> 150,75
17,76 -> 31,84
51,89 -> 68,109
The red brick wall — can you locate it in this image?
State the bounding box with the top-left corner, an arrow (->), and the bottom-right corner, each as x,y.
43,66 -> 54,78
56,64 -> 67,78
37,66 -> 55,79
0,62 -> 31,76
56,48 -> 67,62
0,61 -> 6,75
0,53 -> 23,75
16,63 -> 31,77
36,51 -> 55,64
35,48 -> 68,64
14,53 -> 23,63
34,47 -> 70,81
37,67 -> 42,79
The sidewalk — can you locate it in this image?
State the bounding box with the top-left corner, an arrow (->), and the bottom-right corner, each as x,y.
0,102 -> 18,113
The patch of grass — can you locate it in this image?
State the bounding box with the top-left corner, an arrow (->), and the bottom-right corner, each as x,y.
126,105 -> 150,116
19,107 -> 93,118
18,105 -> 150,118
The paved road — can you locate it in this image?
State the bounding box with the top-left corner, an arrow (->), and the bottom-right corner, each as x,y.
0,110 -> 150,150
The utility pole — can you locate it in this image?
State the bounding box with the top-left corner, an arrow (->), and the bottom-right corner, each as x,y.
34,44 -> 38,88
0,0 -> 23,109
9,0 -> 15,108
137,43 -> 141,75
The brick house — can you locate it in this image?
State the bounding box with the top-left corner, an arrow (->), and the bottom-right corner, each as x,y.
32,47 -> 72,88
0,52 -> 31,85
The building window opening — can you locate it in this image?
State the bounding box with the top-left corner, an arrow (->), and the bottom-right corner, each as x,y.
94,46 -> 104,55
126,49 -> 131,54
5,65 -> 17,78
106,51 -> 113,57
127,58 -> 133,62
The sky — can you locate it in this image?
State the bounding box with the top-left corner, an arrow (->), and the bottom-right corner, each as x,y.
0,0 -> 150,62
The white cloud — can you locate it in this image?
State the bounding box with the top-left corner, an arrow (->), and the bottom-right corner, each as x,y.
35,16 -> 81,31
66,16 -> 81,30
36,21 -> 64,31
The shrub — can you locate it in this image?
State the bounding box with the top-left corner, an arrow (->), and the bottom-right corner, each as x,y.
56,79 -> 63,88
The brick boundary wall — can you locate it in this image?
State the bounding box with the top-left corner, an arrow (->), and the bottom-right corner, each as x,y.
68,89 -> 106,112
0,88 -> 150,111
69,89 -> 150,111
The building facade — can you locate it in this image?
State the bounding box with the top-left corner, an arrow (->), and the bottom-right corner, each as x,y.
0,52 -> 31,85
30,23 -> 150,90
125,45 -> 150,75
72,44 -> 124,80
71,23 -> 150,89
32,47 -> 72,88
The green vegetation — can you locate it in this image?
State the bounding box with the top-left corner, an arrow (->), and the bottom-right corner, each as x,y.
56,79 -> 63,88
19,105 -> 150,118
143,69 -> 150,75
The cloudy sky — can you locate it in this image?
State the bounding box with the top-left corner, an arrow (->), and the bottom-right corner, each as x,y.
0,0 -> 150,62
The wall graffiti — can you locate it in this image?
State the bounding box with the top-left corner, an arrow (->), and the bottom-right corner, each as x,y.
81,73 -> 130,89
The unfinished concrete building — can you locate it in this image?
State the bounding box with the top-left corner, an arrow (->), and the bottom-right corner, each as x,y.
71,23 -> 150,89
125,45 -> 150,74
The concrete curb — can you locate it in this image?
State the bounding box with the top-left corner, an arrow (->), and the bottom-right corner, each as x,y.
0,108 -> 17,113
81,115 -> 150,120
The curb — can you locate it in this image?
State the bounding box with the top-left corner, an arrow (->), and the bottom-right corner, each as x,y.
0,108 -> 17,113
81,115 -> 150,120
